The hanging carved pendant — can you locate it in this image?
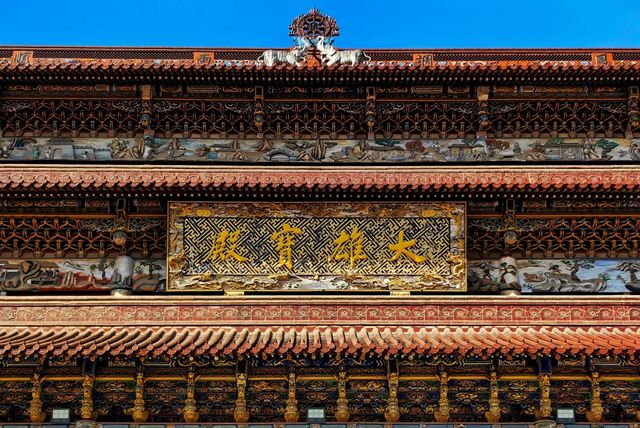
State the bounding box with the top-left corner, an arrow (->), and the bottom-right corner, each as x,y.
335,370 -> 350,423
384,371 -> 400,423
80,375 -> 96,420
434,371 -> 451,423
130,370 -> 149,423
28,373 -> 46,423
535,374 -> 552,420
182,368 -> 199,423
586,371 -> 604,423
234,373 -> 250,423
484,370 -> 501,423
284,371 -> 299,422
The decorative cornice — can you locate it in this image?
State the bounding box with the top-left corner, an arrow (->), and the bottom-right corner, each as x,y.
0,296 -> 638,327
1,165 -> 640,192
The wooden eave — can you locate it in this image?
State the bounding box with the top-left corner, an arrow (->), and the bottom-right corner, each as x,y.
0,295 -> 638,358
1,63 -> 639,84
0,164 -> 639,195
1,46 -> 640,83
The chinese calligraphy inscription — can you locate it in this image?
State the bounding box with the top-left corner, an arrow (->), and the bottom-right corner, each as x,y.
168,202 -> 466,292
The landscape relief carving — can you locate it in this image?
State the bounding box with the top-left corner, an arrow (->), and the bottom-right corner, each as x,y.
1,137 -> 639,163
0,258 -> 165,293
470,258 -> 640,293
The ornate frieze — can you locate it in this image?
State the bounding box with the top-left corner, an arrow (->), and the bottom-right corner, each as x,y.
4,165 -> 640,196
471,258 -> 640,293
2,136 -> 640,163
0,296 -> 638,327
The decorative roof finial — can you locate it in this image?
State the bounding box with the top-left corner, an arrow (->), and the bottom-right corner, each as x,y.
289,8 -> 340,40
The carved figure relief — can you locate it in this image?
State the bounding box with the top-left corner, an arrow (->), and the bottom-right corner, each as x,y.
469,258 -> 640,293
0,258 -> 165,292
316,36 -> 371,66
1,137 -> 637,164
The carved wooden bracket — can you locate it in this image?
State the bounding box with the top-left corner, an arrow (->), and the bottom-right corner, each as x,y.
384,359 -> 400,423
254,86 -> 265,139
627,86 -> 639,138
366,86 -> 376,140
284,370 -> 299,422
477,85 -> 490,138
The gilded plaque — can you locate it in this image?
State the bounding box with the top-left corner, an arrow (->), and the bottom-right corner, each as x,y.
167,202 -> 465,292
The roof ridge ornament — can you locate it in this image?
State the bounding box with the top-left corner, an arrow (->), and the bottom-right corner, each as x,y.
289,8 -> 340,40
257,9 -> 369,67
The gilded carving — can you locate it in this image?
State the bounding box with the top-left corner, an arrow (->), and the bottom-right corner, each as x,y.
234,373 -> 250,423
168,202 -> 466,292
328,225 -> 368,269
388,230 -> 426,263
586,371 -> 603,422
384,371 -> 400,423
208,229 -> 251,263
535,374 -> 552,420
182,368 -> 199,423
335,370 -> 350,422
485,370 -> 501,423
283,372 -> 299,422
28,373 -> 46,423
80,375 -> 96,420
433,371 -> 451,422
271,223 -> 303,270
129,370 -> 148,423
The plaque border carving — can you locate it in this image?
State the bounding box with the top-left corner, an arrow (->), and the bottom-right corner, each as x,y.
167,202 -> 466,292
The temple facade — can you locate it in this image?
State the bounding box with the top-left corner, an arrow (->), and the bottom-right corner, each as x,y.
0,9 -> 639,426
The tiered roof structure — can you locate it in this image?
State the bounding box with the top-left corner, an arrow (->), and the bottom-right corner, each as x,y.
0,9 -> 639,426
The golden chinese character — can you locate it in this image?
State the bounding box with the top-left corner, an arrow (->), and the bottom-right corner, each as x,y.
388,230 -> 425,263
329,225 -> 368,269
271,223 -> 302,270
208,229 -> 250,263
